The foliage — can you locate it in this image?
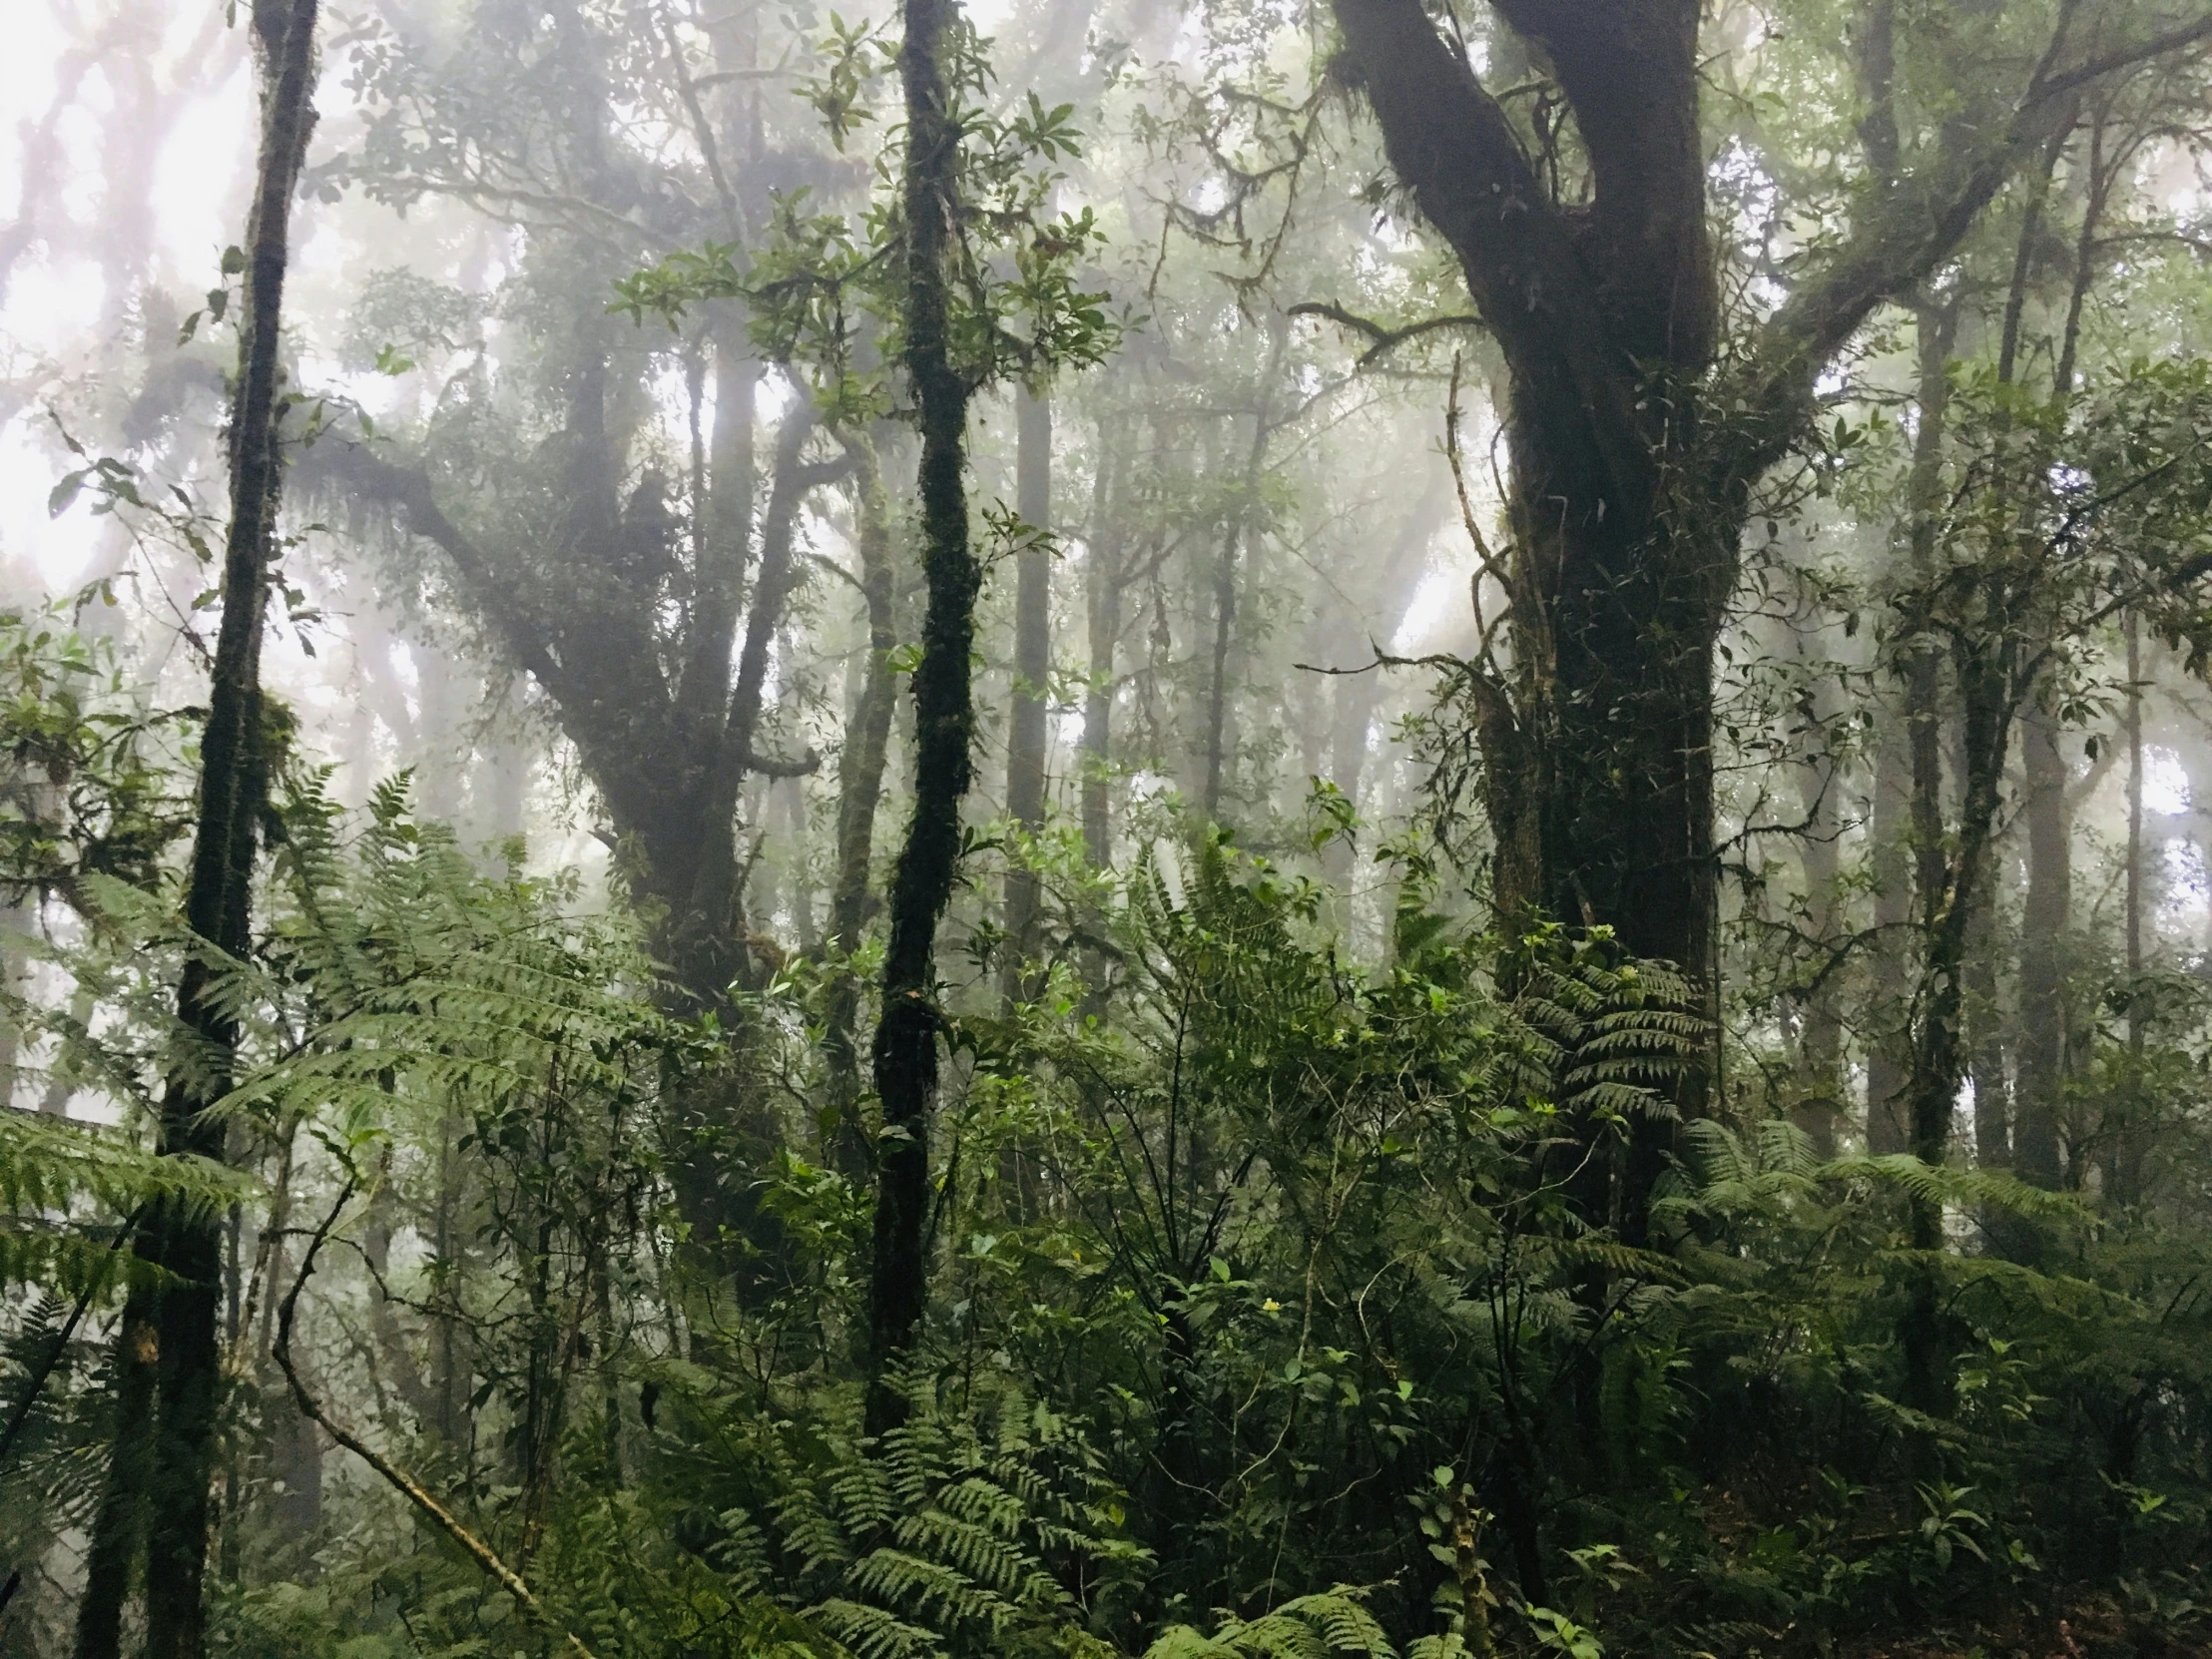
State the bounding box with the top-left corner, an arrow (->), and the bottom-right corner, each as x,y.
11,0 -> 2212,1655
609,14 -> 1116,415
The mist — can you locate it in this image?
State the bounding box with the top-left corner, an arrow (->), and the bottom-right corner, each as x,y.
1,0 -> 2210,1653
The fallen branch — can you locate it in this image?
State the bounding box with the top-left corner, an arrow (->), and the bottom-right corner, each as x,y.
274,1183 -> 601,1659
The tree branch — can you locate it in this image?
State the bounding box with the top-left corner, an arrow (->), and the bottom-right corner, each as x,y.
1288,300 -> 1484,367
274,1184 -> 601,1659
1735,3 -> 2211,479
308,439 -> 565,695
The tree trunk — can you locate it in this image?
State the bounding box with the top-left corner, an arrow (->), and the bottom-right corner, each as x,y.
1002,385 -> 1051,996
1951,680 -> 2011,1169
864,0 -> 977,1439
2115,613 -> 2147,1206
824,435 -> 900,1170
1332,0 -> 1723,1242
675,341 -> 760,747
1897,648 -> 2011,1425
1201,323 -> 1287,827
1791,621 -> 1844,1159
1864,722 -> 1913,1155
1965,895 -> 2012,1168
77,4 -> 319,1654
72,1299 -> 158,1659
1079,434 -> 1122,874
671,391 -> 844,998
1328,0 -> 2136,1235
0,896 -> 29,1111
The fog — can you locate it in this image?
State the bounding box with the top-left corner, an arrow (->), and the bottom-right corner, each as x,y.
2,0 -> 2210,1652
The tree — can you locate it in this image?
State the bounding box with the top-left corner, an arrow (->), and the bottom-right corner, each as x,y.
862,0 -> 984,1439
1328,0 -> 2212,1233
309,0 -> 837,1010
75,2 -> 319,1654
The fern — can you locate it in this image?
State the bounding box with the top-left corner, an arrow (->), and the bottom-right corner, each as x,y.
1143,1588 -> 1395,1659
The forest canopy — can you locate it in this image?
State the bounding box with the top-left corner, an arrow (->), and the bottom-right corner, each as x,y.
0,0 -> 2210,1656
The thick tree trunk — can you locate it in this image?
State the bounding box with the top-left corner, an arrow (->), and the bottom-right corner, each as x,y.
1332,0 -> 1721,1240
865,0 -> 976,1439
76,4 -> 318,1654
1002,385 -> 1051,995
1327,0 -> 2149,1235
1479,500 -> 1723,1241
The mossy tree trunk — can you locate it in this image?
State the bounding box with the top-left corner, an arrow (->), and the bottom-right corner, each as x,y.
76,3 -> 319,1655
864,0 -> 977,1439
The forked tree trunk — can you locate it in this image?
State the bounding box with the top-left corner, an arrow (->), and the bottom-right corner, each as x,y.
1328,0 -> 2153,1239
76,3 -> 318,1655
673,391 -> 848,996
864,0 -> 977,1439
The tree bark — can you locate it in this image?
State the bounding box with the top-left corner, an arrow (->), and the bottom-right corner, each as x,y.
1964,891 -> 2011,1168
302,16 -> 791,1015
2007,109 -> 2116,1193
1201,322 -> 1287,827
864,0 -> 977,1439
76,4 -> 318,1655
670,390 -> 846,998
2115,613 -> 2147,1206
1790,617 -> 1845,1159
1865,717 -> 1914,1154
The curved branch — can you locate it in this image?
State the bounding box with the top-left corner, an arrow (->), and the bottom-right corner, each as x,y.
1288,300 -> 1484,367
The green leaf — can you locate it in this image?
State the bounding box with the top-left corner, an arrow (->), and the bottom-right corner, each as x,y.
47,469 -> 90,519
